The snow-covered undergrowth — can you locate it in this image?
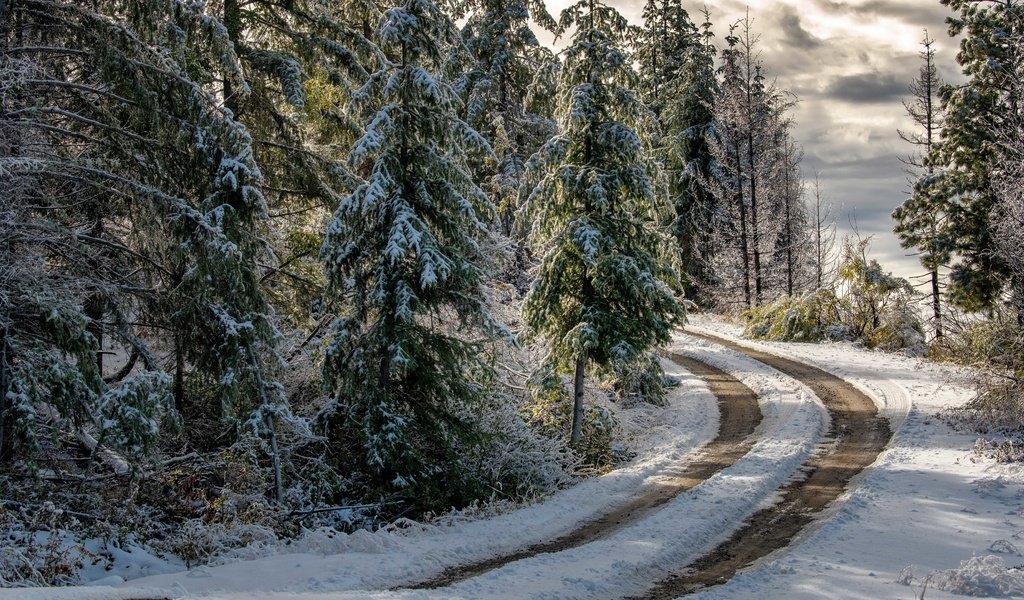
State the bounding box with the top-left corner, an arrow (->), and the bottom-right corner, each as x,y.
6,356 -> 719,598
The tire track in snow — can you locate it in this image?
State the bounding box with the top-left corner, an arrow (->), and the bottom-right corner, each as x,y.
634,330 -> 894,599
401,354 -> 763,591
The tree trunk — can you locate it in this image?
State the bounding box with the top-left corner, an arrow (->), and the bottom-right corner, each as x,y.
0,324 -> 13,465
571,351 -> 586,444
931,266 -> 943,339
571,257 -> 594,444
173,334 -> 185,414
747,130 -> 762,305
734,144 -> 751,308
85,295 -> 105,374
223,0 -> 241,97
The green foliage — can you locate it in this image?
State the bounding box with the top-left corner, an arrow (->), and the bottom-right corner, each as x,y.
612,353 -> 669,407
455,0 -> 557,234
836,238 -> 924,352
744,239 -> 925,353
742,289 -> 845,343
521,0 -> 684,376
665,12 -> 720,305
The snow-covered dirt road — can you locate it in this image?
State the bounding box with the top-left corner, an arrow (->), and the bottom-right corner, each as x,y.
636,330 -> 893,598
15,317 -> 1023,600
406,352 -> 763,590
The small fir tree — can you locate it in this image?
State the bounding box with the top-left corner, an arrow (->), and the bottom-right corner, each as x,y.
521,0 -> 684,443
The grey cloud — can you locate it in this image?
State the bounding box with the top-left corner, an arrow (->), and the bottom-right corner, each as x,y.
778,6 -> 823,49
814,0 -> 951,28
826,72 -> 906,103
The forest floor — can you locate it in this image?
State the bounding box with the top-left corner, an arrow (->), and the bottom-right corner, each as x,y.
11,315 -> 1024,600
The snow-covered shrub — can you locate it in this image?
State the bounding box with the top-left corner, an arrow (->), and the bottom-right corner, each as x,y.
612,353 -> 670,407
526,369 -> 619,475
899,555 -> 1024,597
742,289 -> 844,342
462,388 -> 576,502
868,303 -> 926,356
745,239 -> 925,354
0,502 -> 85,586
930,310 -> 1022,370
944,377 -> 1024,453
836,237 -> 923,352
164,517 -> 278,568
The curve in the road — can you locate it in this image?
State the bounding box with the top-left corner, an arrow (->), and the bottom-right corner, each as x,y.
402,353 -> 763,591
634,330 -> 894,599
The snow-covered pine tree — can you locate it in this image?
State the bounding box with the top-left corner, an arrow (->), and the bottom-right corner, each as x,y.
634,0 -> 698,301
320,0 -> 504,507
0,1 -> 295,492
931,0 -> 1023,312
636,0 -> 696,119
455,0 -> 557,237
892,32 -> 949,338
521,0 -> 684,443
661,8 -> 719,305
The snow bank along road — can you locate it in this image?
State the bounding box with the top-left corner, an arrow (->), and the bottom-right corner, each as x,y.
18,326 -> 908,600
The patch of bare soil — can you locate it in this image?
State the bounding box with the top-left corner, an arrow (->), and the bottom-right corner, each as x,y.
633,331 -> 894,599
402,353 -> 762,590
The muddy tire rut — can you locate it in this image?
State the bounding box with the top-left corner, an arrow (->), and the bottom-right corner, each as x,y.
402,353 -> 762,590
632,331 -> 894,599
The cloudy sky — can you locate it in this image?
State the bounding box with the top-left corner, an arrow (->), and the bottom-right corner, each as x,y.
541,0 -> 962,283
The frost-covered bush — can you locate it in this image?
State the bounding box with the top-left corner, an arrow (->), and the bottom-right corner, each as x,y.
744,239 -> 925,354
525,370 -> 619,474
742,289 -> 844,342
899,555 -> 1024,597
462,389 -> 576,502
937,310 -> 1024,456
868,303 -> 926,356
0,503 -> 84,587
930,311 -> 1023,370
836,237 -> 923,351
612,353 -> 670,407
164,518 -> 278,568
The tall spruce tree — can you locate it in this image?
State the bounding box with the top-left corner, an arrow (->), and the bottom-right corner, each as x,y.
893,32 -> 949,338
521,0 -> 684,443
636,0 -> 697,118
932,0 -> 1023,312
320,0 -> 503,506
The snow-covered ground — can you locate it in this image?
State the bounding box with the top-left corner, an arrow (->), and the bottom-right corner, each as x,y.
10,316 -> 1024,600
685,316 -> 1024,600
